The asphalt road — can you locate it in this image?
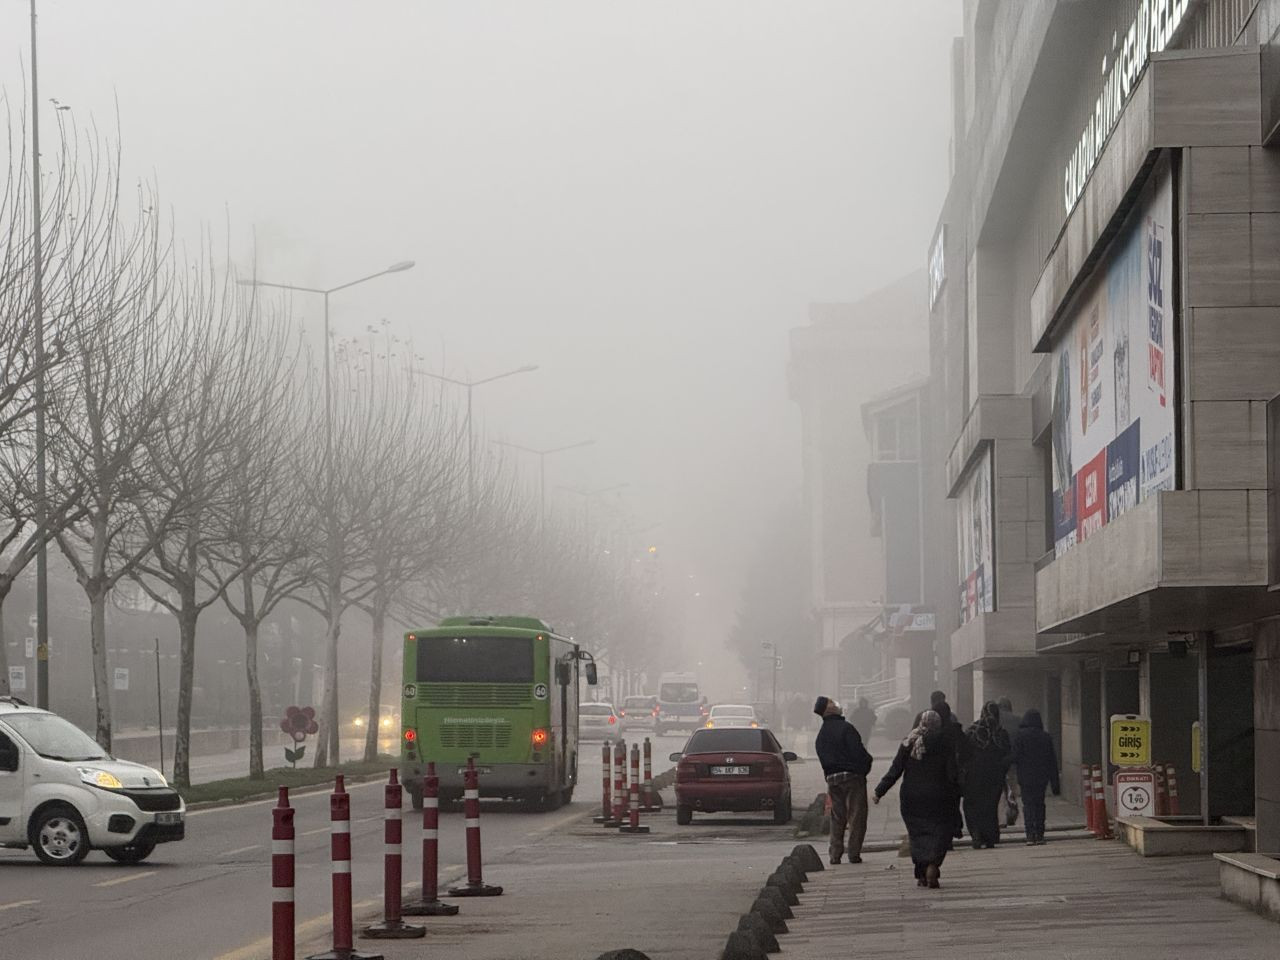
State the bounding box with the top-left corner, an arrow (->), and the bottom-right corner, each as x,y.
0,730 -> 689,960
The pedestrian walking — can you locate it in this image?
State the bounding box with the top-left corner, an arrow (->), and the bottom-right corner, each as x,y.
997,696 -> 1021,826
851,698 -> 877,742
1011,708 -> 1060,845
813,696 -> 873,866
962,701 -> 1011,848
873,710 -> 958,889
928,692 -> 968,840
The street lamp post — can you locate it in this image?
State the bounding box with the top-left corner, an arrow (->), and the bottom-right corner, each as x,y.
238,260 -> 413,765
416,365 -> 538,508
558,483 -> 629,549
492,439 -> 594,535
238,260 -> 415,478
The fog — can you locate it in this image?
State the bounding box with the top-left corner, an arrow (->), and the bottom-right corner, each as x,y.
1,1 -> 961,697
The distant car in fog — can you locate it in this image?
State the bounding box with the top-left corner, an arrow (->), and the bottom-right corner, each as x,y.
579,702 -> 620,740
619,695 -> 658,734
349,704 -> 397,737
669,726 -> 796,825
655,673 -> 707,735
705,704 -> 758,729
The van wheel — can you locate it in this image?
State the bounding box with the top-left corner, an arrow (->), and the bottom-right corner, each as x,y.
676,804 -> 693,825
104,841 -> 156,864
32,805 -> 90,866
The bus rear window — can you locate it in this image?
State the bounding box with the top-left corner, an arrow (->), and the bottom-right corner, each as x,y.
417,636 -> 533,683
659,682 -> 699,703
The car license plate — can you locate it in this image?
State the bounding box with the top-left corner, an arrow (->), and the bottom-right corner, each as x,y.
457,766 -> 493,775
156,812 -> 183,825
711,765 -> 750,775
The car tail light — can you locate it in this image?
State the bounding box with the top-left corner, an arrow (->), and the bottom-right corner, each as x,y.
531,728 -> 548,746
699,706 -> 708,716
619,710 -> 626,717
652,706 -> 660,716
608,715 -> 617,725
676,759 -> 697,781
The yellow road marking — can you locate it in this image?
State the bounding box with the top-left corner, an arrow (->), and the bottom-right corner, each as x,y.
94,870 -> 157,888
0,900 -> 39,912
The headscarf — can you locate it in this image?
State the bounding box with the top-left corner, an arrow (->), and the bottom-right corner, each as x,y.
904,709 -> 941,760
968,700 -> 1002,750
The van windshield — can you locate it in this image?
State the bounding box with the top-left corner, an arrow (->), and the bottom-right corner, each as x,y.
659,682 -> 699,703
4,713 -> 108,762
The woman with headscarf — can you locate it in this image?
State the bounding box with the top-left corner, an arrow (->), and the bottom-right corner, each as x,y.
962,701 -> 1012,849
873,709 -> 959,889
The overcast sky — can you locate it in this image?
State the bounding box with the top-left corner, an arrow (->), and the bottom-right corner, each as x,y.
2,1 -> 962,687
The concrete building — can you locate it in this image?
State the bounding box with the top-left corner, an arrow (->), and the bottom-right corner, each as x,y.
931,0 -> 1280,855
789,272 -> 939,708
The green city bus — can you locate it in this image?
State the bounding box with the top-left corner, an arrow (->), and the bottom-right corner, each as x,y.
399,616 -> 597,811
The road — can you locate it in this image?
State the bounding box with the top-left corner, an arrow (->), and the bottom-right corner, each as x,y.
0,731 -> 691,960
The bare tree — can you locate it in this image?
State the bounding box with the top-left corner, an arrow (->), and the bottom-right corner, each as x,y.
128,249 -> 285,786
50,178 -> 189,750
352,346 -> 468,761
218,298 -> 310,779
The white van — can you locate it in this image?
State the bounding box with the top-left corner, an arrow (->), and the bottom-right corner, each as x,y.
0,698 -> 185,865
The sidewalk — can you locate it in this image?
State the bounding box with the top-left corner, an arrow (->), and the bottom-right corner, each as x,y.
778,837 -> 1277,959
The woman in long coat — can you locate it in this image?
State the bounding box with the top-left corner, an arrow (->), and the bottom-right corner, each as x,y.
962,701 -> 1011,849
873,710 -> 959,889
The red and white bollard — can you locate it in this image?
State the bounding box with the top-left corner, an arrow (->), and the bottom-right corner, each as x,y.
361,770 -> 424,940
594,741 -> 613,824
306,775 -> 382,960
272,787 -> 295,960
640,737 -> 661,811
619,743 -> 650,834
447,758 -> 502,897
608,739 -> 626,826
1082,765 -> 1096,833
1091,765 -> 1112,839
403,761 -> 459,916
1166,765 -> 1181,815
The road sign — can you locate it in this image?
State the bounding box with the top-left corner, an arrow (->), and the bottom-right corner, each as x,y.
773,657 -> 783,669
1110,714 -> 1151,766
113,667 -> 130,691
8,666 -> 26,693
1115,769 -> 1157,817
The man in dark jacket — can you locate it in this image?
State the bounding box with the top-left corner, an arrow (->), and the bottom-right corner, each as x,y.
1012,708 -> 1060,844
814,696 -> 874,865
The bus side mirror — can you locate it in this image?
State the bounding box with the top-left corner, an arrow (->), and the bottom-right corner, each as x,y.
585,663 -> 598,686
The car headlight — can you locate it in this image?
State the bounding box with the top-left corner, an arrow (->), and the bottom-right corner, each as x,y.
79,768 -> 123,790
380,717 -> 392,729
354,717 -> 365,726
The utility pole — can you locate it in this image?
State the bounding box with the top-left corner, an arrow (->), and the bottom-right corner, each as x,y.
30,0 -> 51,710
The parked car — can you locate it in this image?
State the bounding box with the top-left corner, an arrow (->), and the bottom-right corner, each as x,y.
0,698 -> 185,865
619,695 -> 658,734
579,702 -> 620,740
669,727 -> 796,825
705,704 -> 758,728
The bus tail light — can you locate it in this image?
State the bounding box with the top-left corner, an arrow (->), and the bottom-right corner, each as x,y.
531,728 -> 548,747
403,728 -> 417,743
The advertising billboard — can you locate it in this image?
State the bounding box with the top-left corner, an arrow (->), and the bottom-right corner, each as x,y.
1051,161 -> 1175,558
957,446 -> 994,624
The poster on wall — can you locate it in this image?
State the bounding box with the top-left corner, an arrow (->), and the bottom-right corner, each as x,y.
1051,159 -> 1176,558
956,446 -> 994,624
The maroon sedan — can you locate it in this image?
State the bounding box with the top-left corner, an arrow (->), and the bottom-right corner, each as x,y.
670,727 -> 797,825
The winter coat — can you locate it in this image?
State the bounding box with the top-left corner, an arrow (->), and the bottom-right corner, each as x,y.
1011,708 -> 1060,793
874,731 -> 959,823
815,714 -> 873,778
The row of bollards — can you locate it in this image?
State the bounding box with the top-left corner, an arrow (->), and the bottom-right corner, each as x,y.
271,758 -> 499,960
721,845 -> 823,960
594,738 -> 659,832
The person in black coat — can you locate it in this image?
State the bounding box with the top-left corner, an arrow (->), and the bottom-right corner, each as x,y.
813,696 -> 874,865
962,701 -> 1011,848
873,709 -> 959,889
1012,708 -> 1060,844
